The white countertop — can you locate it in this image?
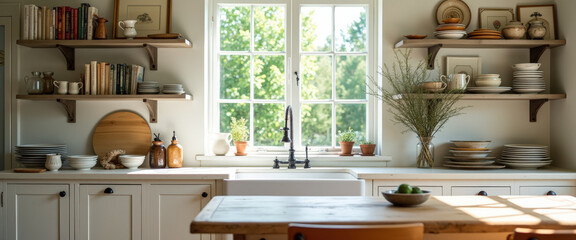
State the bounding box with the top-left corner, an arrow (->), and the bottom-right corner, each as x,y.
1,167 -> 575,180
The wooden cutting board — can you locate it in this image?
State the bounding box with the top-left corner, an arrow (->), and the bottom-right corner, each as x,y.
92,111 -> 152,158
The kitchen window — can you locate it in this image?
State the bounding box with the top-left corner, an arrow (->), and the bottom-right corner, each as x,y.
208,0 -> 377,153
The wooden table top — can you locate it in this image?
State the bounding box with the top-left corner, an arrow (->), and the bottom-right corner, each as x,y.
190,195 -> 576,234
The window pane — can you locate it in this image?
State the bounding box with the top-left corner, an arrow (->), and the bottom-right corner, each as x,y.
220,55 -> 250,99
301,104 -> 332,146
335,7 -> 367,52
219,103 -> 250,135
254,6 -> 285,52
254,103 -> 284,146
301,55 -> 332,100
336,104 -> 366,140
300,7 -> 332,52
336,55 -> 366,99
254,55 -> 285,100
219,6 -> 251,51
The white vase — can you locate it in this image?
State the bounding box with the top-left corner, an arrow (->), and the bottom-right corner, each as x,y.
213,133 -> 232,156
45,154 -> 62,171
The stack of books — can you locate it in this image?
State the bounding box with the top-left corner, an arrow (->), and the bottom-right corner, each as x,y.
83,62 -> 144,95
22,3 -> 99,40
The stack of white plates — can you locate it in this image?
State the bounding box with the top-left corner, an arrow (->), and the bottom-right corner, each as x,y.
499,144 -> 551,169
68,155 -> 98,170
163,84 -> 185,94
15,144 -> 67,168
443,141 -> 504,169
513,68 -> 545,94
138,81 -> 160,94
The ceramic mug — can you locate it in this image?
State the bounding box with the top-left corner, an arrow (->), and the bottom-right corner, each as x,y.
445,73 -> 470,91
45,153 -> 62,171
118,20 -> 138,39
68,82 -> 84,95
53,80 -> 69,94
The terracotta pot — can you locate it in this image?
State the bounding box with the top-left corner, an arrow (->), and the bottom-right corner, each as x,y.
234,141 -> 248,156
360,144 -> 376,156
339,141 -> 354,156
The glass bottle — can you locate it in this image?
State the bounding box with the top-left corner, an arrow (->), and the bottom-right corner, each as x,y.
42,72 -> 55,94
167,131 -> 183,168
416,136 -> 434,168
149,133 -> 166,168
25,71 -> 44,95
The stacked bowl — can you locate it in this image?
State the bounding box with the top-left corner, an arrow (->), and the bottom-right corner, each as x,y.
162,84 -> 185,94
15,144 -> 67,168
498,144 -> 551,169
119,155 -> 145,169
444,141 -> 504,169
138,81 -> 160,94
68,155 -> 98,170
434,18 -> 466,39
467,74 -> 511,94
512,63 -> 545,94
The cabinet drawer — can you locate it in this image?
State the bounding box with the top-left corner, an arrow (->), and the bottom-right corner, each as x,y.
520,186 -> 576,196
377,186 -> 443,196
451,186 -> 510,196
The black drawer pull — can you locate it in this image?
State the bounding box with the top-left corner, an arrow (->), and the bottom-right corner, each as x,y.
477,190 -> 488,196
59,191 -> 66,197
202,192 -> 208,198
104,187 -> 114,194
546,190 -> 557,195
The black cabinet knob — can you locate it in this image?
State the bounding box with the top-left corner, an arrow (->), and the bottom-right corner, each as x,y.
104,187 -> 114,194
546,190 -> 557,195
477,190 -> 488,196
59,191 -> 66,197
202,192 -> 208,198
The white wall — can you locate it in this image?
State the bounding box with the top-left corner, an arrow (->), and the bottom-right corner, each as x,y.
7,0 -> 573,168
551,0 -> 576,169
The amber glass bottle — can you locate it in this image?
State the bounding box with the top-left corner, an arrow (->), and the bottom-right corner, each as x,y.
149,133 -> 166,168
167,131 -> 183,168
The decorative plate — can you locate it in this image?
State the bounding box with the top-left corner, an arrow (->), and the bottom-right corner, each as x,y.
436,0 -> 471,28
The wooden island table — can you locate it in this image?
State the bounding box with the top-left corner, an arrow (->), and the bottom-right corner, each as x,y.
190,195 -> 576,239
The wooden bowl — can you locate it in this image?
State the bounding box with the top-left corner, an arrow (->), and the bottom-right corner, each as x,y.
404,35 -> 427,39
442,18 -> 461,24
382,190 -> 431,207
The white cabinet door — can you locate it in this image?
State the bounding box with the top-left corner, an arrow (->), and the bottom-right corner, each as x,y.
79,185 -> 141,240
6,184 -> 70,240
520,186 -> 576,196
451,186 -> 511,196
146,184 -> 211,240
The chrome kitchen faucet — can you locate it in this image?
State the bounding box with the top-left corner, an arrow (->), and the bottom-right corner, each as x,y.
273,105 -> 310,169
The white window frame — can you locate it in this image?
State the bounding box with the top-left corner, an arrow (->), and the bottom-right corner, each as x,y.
207,0 -> 378,155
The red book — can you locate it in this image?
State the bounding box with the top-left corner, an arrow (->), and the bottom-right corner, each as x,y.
72,8 -> 78,39
56,7 -> 62,39
65,6 -> 71,40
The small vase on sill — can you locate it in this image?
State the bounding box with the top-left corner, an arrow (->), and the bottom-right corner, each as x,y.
416,136 -> 434,168
339,141 -> 355,156
360,144 -> 376,156
234,141 -> 248,156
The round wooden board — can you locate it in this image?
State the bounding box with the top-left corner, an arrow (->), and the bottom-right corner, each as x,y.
92,111 -> 151,158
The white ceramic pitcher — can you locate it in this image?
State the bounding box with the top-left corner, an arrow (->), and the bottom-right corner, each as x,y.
212,133 -> 232,156
118,20 -> 138,39
443,73 -> 470,91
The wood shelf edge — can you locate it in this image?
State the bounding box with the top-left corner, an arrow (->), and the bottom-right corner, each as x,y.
395,39 -> 566,49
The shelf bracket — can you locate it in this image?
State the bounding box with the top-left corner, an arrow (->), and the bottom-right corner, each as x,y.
56,99 -> 76,123
143,99 -> 158,123
57,45 -> 75,71
529,99 -> 548,122
530,45 -> 549,63
427,44 -> 442,69
143,44 -> 158,70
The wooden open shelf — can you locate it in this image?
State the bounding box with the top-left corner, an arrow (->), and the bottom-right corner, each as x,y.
16,94 -> 193,123
16,39 -> 193,70
395,39 -> 566,69
397,93 -> 566,122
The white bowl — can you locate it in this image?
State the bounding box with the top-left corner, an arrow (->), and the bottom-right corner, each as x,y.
119,155 -> 145,169
68,155 -> 98,162
478,74 -> 500,78
449,150 -> 491,158
69,160 -> 96,170
451,141 -> 491,148
512,63 -> 541,71
475,80 -> 501,87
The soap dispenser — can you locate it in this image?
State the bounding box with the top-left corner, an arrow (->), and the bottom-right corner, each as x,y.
167,131 -> 183,168
149,133 -> 166,168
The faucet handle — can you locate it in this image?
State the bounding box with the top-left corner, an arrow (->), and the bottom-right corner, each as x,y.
303,158 -> 311,169
273,156 -> 280,169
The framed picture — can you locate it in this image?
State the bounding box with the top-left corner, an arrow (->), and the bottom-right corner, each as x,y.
445,56 -> 482,84
517,5 -> 557,40
113,0 -> 172,39
478,8 -> 514,31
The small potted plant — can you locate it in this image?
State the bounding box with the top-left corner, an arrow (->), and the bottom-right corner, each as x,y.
230,117 -> 249,156
337,127 -> 357,156
359,139 -> 376,156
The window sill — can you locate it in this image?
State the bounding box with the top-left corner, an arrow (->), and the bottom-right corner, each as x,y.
195,154 -> 391,167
